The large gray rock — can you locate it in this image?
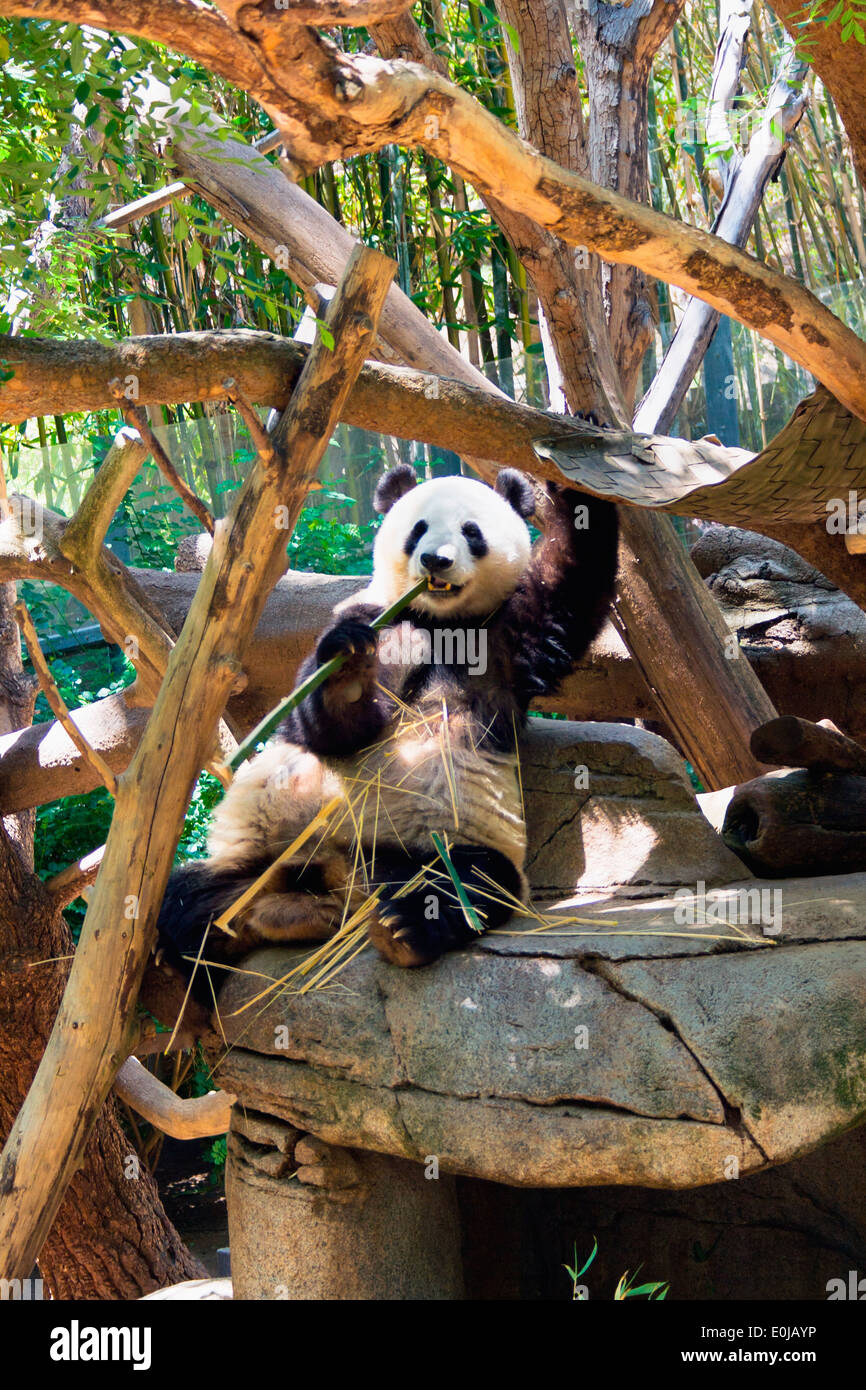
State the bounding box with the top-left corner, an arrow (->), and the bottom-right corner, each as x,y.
211,723 -> 866,1193
209,720 -> 866,1300
520,719 -> 746,893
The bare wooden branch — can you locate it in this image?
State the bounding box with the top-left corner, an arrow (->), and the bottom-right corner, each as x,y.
705,0 -> 753,179
14,600 -> 118,796
114,1057 -> 235,1140
636,36 -> 810,434
0,245 -> 395,1281
751,716 -> 866,775
101,180 -> 189,229
0,494 -> 173,697
43,845 -> 106,907
59,426 -> 148,568
222,377 -> 274,466
1,330 -> 615,473
99,129 -> 281,231
112,387 -> 215,535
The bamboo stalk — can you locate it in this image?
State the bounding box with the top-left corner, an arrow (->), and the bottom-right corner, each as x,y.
226,576 -> 428,770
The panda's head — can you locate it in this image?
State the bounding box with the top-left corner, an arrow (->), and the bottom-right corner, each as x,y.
370,465 -> 535,617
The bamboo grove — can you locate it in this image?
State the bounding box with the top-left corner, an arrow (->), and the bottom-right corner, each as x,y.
2,0 -> 866,463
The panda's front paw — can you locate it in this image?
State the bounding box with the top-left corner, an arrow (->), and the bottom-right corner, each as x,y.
316,619 -> 378,670
367,893 -> 477,968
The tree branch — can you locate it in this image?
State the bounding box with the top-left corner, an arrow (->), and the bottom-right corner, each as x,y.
14,600 -> 118,796
114,392 -> 215,536
0,492 -> 174,698
44,846 -> 105,907
636,29 -> 810,433
114,1057 -> 234,1140
2,0 -> 864,417
59,426 -> 148,569
0,245 -> 395,1280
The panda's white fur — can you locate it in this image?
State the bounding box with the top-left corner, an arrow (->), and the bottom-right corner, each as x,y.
207,702 -> 527,879
361,475 -> 532,617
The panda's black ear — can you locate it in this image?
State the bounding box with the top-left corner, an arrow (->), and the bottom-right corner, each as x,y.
495,469 -> 535,519
374,464 -> 418,515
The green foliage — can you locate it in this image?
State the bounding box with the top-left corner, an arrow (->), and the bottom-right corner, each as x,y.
122,478 -> 201,570
564,1238 -> 670,1301
289,488 -> 377,576
176,773 -> 224,862
204,1136 -> 227,1183
801,2 -> 866,44
35,787 -> 114,935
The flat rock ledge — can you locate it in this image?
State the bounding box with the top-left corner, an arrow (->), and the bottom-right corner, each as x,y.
213,723 -> 866,1190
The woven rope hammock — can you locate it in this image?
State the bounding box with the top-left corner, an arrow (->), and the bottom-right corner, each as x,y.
534,386 -> 866,526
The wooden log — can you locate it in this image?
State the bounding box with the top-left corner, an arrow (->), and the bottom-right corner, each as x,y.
751,716 -> 866,776
723,768 -> 866,877
115,1058 -> 235,1140
0,246 -> 396,1281
0,331 -> 636,485
614,509 -> 776,789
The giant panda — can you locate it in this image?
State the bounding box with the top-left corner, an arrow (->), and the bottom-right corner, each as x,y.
156,466 -> 618,995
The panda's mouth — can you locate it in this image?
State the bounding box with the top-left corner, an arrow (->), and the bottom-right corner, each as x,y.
426,577 -> 464,596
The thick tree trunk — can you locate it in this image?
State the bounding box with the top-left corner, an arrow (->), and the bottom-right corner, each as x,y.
0,863 -> 205,1298
0,580 -> 203,1298
571,0 -> 685,406
496,0 -> 777,788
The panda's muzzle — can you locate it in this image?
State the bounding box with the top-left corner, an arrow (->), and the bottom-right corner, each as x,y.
420,551 -> 461,593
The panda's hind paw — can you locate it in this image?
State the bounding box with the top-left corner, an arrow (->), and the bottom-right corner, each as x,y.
368,896 -> 478,968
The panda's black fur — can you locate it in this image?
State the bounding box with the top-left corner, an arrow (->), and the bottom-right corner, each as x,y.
156,467 -> 618,998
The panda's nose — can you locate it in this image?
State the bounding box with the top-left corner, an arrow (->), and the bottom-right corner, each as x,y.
420,551 -> 454,574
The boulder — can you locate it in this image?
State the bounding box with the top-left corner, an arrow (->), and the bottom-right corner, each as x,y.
206,721 -> 866,1298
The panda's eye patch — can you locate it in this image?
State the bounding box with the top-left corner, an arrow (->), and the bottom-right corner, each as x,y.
462,521 -> 488,558
404,519 -> 428,556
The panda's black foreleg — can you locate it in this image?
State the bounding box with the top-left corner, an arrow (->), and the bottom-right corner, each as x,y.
367,845 -> 523,967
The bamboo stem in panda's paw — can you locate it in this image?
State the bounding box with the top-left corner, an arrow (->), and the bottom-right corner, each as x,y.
226,576 -> 428,772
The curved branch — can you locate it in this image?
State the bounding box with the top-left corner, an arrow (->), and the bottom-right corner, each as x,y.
14,600 -> 118,796
0,493 -> 174,693
269,0 -> 414,20
115,1057 -> 234,1139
